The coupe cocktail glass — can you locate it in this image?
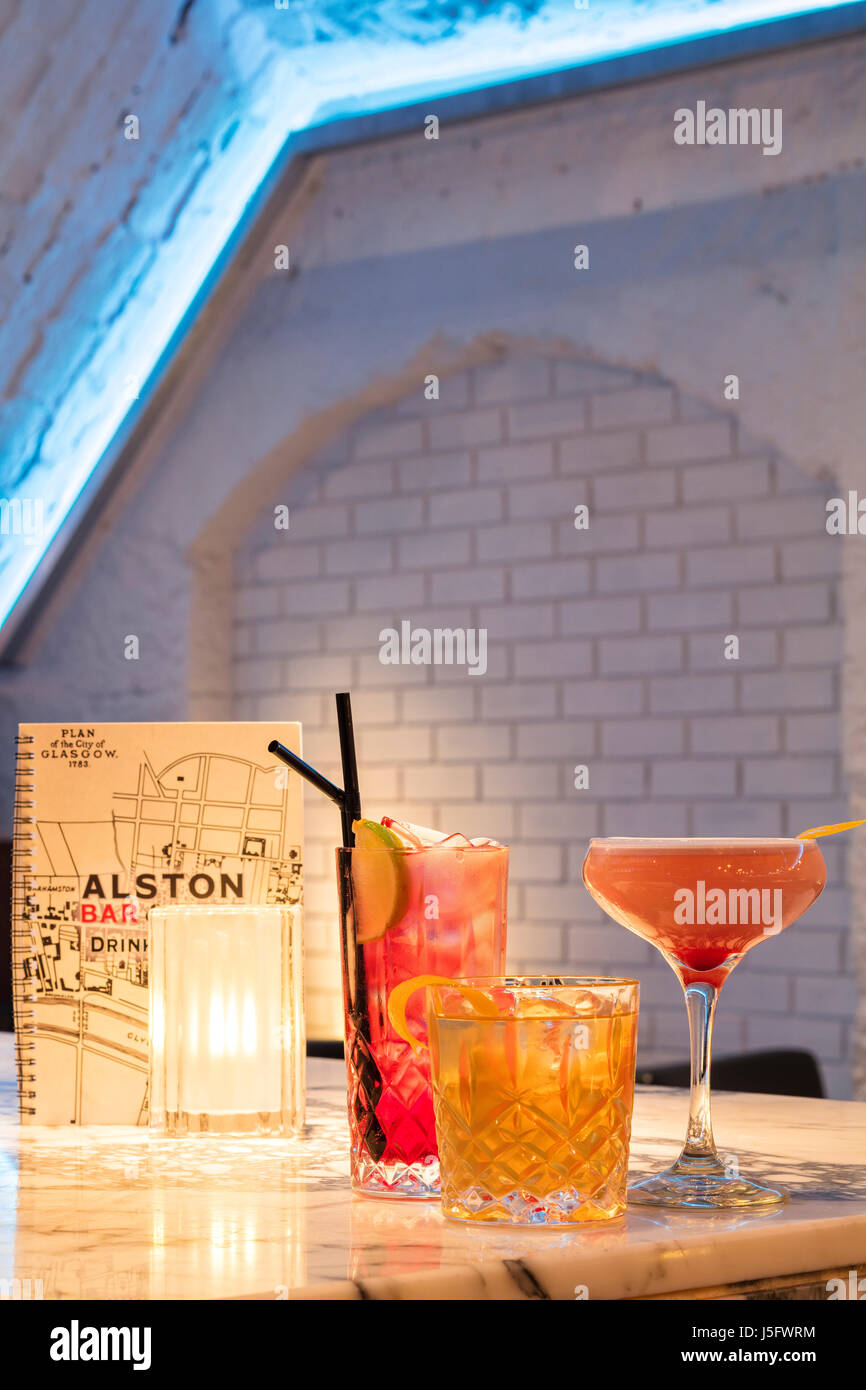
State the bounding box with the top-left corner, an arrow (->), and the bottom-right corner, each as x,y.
582,837 -> 826,1209
337,844 -> 507,1198
426,976 -> 639,1224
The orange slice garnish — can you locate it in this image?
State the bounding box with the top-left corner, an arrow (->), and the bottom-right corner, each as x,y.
796,819 -> 866,839
387,974 -> 499,1054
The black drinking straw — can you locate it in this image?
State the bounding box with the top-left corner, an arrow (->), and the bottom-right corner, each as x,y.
268,692 -> 362,848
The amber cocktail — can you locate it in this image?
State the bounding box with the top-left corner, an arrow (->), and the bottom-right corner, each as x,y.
582,837 -> 826,1208
396,976 -> 639,1224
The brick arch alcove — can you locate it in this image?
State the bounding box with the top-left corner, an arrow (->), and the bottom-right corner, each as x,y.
219,347 -> 853,1096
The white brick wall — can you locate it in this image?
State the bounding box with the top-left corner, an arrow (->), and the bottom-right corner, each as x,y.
231,354 -> 851,1094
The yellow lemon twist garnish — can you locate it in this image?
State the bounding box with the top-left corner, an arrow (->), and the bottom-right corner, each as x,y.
796,819 -> 866,839
387,975 -> 500,1054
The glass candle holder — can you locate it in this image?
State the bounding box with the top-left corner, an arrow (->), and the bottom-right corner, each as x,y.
149,904 -> 304,1136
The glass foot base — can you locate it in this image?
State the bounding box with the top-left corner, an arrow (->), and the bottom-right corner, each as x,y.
629,1167 -> 788,1210
351,1152 -> 440,1199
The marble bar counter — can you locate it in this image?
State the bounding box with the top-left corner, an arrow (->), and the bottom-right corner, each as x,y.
1,1033 -> 864,1301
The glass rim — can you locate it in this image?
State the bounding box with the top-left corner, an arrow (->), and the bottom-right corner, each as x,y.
430,974 -> 639,990
336,843 -> 508,855
586,836 -> 817,849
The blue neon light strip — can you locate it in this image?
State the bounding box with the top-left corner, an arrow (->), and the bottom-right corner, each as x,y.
0,0 -> 860,638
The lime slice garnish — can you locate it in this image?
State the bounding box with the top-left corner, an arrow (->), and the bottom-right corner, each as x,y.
796,819 -> 866,839
352,818 -> 409,942
388,974 -> 500,1054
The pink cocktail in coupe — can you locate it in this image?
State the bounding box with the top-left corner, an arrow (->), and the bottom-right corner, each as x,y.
582,837 -> 826,1208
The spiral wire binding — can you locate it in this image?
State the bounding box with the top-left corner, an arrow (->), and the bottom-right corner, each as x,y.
12,734 -> 38,1116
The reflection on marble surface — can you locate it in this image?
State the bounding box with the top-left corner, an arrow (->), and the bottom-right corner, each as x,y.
1,1035 -> 864,1300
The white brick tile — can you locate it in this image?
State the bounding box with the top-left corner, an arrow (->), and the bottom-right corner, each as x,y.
482,761 -> 559,799
477,440 -> 554,482
647,590 -> 733,631
793,974 -> 858,1017
508,396 -> 587,440
514,639 -> 592,678
508,841 -> 563,881
235,586 -> 280,620
259,692 -> 325,725
289,503 -> 351,539
517,721 -> 595,758
287,654 -> 354,690
429,407 -> 503,450
602,801 -> 689,835
355,573 -> 424,610
506,924 -> 564,961
645,420 -> 733,464
398,451 -> 472,493
736,583 -> 832,625
652,759 -> 736,797
567,925 -> 652,964
692,801 -> 783,836
736,494 -> 827,540
347,690 -> 399,724
558,514 -> 639,555
256,618 -> 322,655
554,361 -> 637,396
779,538 -> 841,580
690,715 -> 779,754
234,658 -> 283,693
475,357 -> 553,404
601,717 -> 683,756
689,630 -> 777,671
559,431 -> 641,474
479,602 -> 555,639
508,477 -> 586,520
596,553 -> 679,593
397,528 -> 470,568
355,653 -> 430,685
325,537 -> 393,575
511,558 -> 591,598
681,458 -> 770,503
773,460 -> 828,495
645,505 -> 732,549
759,928 -> 841,973
599,635 -> 682,675
355,417 -> 423,458
590,385 -> 675,429
594,467 -> 676,513
477,521 -> 553,562
354,495 -> 425,534
686,543 -> 774,588
358,724 -> 432,762
564,678 -> 643,717
438,802 -> 515,841
650,674 -> 735,713
256,543 -> 322,582
524,883 -> 585,921
518,800 -> 599,839
560,594 -> 640,635
404,762 -> 475,799
436,722 -> 511,760
782,623 -> 843,666
743,757 -> 835,797
325,459 -> 395,499
432,567 -> 505,602
395,374 -> 470,414
400,687 -> 475,722
740,671 -> 834,711
428,487 -> 503,527
802,887 -> 848,927
782,713 -> 840,753
481,683 -> 557,719
586,760 -> 644,796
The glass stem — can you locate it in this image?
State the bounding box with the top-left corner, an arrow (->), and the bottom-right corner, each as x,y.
676,981 -> 723,1171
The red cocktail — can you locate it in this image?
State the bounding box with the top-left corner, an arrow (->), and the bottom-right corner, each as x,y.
582,837 -> 826,1208
338,821 -> 507,1198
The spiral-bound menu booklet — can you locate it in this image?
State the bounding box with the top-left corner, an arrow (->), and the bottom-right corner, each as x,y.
12,722 -> 303,1124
